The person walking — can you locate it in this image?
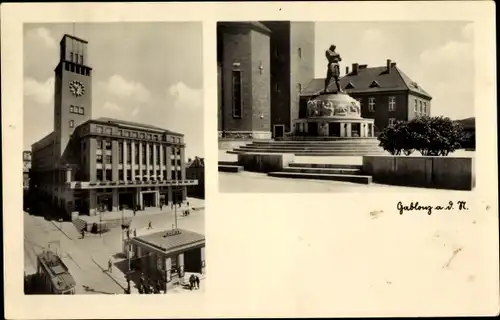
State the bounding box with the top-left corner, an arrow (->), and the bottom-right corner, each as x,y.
195,275 -> 200,289
148,221 -> 152,229
189,274 -> 195,290
108,258 -> 113,273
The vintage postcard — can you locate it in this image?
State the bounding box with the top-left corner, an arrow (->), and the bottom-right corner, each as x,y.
2,1 -> 498,319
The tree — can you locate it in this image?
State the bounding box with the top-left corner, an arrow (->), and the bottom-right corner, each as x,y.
378,116 -> 464,156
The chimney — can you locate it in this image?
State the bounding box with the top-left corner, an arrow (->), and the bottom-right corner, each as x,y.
391,62 -> 397,68
345,66 -> 349,75
386,59 -> 392,73
352,63 -> 359,75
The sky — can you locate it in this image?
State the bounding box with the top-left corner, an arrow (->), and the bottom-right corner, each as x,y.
23,22 -> 204,159
314,21 -> 474,120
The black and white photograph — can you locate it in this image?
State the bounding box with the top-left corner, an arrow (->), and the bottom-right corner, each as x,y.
218,21 -> 475,193
22,22 -> 206,295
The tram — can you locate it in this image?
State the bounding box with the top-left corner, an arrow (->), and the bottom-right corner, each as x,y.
36,250 -> 76,294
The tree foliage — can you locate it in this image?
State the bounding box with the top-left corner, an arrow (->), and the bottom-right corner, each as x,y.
378,116 -> 464,156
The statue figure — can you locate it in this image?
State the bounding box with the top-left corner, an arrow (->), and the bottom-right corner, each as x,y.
324,44 -> 343,94
307,100 -> 319,117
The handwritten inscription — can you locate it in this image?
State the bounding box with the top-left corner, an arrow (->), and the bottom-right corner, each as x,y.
397,201 -> 468,215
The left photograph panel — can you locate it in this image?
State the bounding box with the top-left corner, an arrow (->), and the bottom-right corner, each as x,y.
23,22 -> 206,295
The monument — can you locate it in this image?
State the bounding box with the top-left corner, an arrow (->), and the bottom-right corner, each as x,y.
294,45 -> 375,138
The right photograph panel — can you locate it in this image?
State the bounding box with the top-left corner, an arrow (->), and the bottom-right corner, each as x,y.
217,21 -> 475,193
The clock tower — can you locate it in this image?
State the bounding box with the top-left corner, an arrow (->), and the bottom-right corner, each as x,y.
53,34 -> 92,159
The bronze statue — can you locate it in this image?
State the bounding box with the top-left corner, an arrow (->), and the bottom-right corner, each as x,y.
324,45 -> 342,93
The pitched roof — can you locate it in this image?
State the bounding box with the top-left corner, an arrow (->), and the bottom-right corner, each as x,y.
133,229 -> 205,255
188,156 -> 204,168
93,117 -> 183,136
302,65 -> 432,99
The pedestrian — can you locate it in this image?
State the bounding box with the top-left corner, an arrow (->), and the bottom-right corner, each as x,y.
133,208 -> 136,216
156,280 -> 161,294
148,221 -> 152,229
189,274 -> 195,290
108,258 -> 113,273
195,275 -> 200,289
81,229 -> 85,239
187,201 -> 190,207
160,203 -> 163,211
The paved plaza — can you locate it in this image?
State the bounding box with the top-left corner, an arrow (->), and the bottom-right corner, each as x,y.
24,197 -> 205,294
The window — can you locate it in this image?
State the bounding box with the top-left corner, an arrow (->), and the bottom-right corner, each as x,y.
126,170 -> 132,180
65,62 -> 70,71
171,147 -> 176,155
232,70 -> 242,118
388,96 -> 396,111
140,133 -> 145,139
70,105 -> 74,113
177,159 -> 182,167
118,130 -> 123,136
388,118 -> 396,126
149,145 -> 154,163
369,81 -> 380,88
127,143 -> 132,164
80,55 -> 83,64
156,146 -> 160,164
177,148 -> 181,155
105,141 -> 112,150
298,83 -> 302,94
414,99 -> 418,112
345,82 -> 355,90
118,143 -> 123,164
298,47 -> 302,59
171,159 -> 176,166
96,140 -> 103,149
96,170 -> 103,181
96,155 -> 103,163
132,132 -> 137,138
154,135 -> 158,141
69,120 -> 74,128
135,170 -> 140,178
80,107 -> 84,115
125,131 -> 130,137
118,171 -> 124,181
423,102 -> 427,114
171,170 -> 177,180
368,97 -> 376,112
105,127 -> 112,135
105,155 -> 112,163
96,126 -> 103,133
135,147 -> 139,163
419,101 -> 423,114
146,134 -> 151,140
105,170 -> 112,181
70,52 -> 73,61
141,145 -> 146,163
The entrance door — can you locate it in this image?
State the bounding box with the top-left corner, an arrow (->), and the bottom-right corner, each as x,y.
308,122 -> 319,136
184,247 -> 202,273
328,123 -> 341,136
143,193 -> 155,208
273,125 -> 285,139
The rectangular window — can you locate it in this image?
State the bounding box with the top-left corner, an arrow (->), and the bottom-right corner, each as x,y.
118,130 -> 123,136
126,170 -> 132,180
70,52 -> 73,61
105,170 -> 112,181
135,170 -> 140,178
125,131 -> 130,137
147,134 -> 152,140
140,133 -> 145,139
96,126 -> 103,133
65,62 -> 70,71
135,147 -> 139,163
80,55 -> 83,64
423,102 -> 427,114
105,141 -> 112,150
388,118 -> 396,126
141,145 -> 146,163
80,107 -> 84,115
69,120 -> 74,128
127,143 -> 132,164
105,128 -> 112,135
414,99 -> 418,112
154,135 -> 158,141
171,148 -> 176,155
105,155 -> 112,163
96,155 -> 103,163
298,83 -> 302,94
388,96 -> 396,111
118,143 -> 123,164
232,70 -> 242,118
171,170 -> 176,180
118,170 -> 124,181
132,132 -> 138,138
368,97 -> 376,112
156,146 -> 160,165
419,101 -> 423,114
96,140 -> 102,149
171,159 -> 176,167
70,105 -> 74,113
96,170 -> 103,181
177,159 -> 182,167
149,145 -> 154,163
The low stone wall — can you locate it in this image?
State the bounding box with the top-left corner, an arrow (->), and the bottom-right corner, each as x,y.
237,152 -> 295,173
362,156 -> 475,190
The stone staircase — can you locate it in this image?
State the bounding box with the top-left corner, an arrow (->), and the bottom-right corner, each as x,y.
226,138 -> 386,156
267,163 -> 372,184
218,160 -> 243,173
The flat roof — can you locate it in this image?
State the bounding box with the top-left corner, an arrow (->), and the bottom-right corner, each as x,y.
132,228 -> 205,255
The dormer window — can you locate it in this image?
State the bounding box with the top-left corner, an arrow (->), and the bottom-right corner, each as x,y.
344,82 -> 355,90
369,81 -> 380,88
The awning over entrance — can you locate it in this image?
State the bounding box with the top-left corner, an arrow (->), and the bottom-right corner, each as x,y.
130,229 -> 205,256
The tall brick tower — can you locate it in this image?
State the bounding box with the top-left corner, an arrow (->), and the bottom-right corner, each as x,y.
53,34 -> 92,159
262,21 -> 315,137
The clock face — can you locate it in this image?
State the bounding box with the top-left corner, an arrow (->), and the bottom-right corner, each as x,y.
69,80 -> 85,97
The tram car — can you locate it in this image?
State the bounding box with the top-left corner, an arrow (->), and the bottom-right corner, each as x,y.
36,250 -> 76,294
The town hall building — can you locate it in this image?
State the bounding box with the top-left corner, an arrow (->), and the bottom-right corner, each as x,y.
30,34 -> 197,216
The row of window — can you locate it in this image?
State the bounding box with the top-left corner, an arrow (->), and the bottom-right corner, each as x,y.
355,97 -> 428,114
69,105 -> 84,115
414,99 -> 428,115
95,169 -> 183,182
95,125 -> 182,144
69,52 -> 84,64
64,61 -> 90,76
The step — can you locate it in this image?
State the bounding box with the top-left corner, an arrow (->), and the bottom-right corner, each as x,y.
240,146 -> 382,151
267,172 -> 373,184
218,165 -> 243,173
218,160 -> 238,166
234,148 -> 382,153
288,163 -> 362,169
227,150 -> 385,156
281,166 -> 363,175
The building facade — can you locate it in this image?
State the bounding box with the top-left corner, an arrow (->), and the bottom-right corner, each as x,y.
30,34 -> 197,216
301,60 -> 432,133
217,21 -> 315,139
186,157 -> 205,199
23,151 -> 32,189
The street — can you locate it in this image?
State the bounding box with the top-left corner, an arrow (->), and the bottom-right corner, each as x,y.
24,199 -> 205,295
